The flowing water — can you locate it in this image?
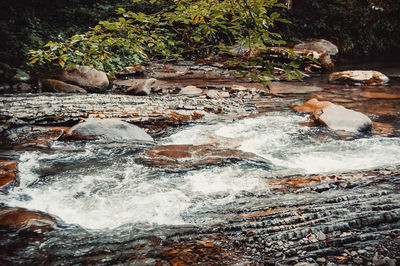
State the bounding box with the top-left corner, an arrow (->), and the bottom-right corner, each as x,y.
1,59 -> 400,264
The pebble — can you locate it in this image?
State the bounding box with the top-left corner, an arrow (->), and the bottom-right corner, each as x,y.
316,257 -> 326,263
316,231 -> 326,241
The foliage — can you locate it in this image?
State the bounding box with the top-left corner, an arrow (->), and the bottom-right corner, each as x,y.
27,0 -> 305,80
279,0 -> 400,55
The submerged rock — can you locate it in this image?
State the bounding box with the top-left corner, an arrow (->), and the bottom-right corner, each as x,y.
328,70 -> 389,85
140,144 -> 270,168
314,104 -> 372,133
268,82 -> 324,94
60,65 -> 109,92
294,39 -> 339,56
41,79 -> 87,93
0,206 -> 56,233
65,119 -> 154,142
0,160 -> 18,189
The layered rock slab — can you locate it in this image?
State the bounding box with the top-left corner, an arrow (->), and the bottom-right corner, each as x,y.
328,70 -> 389,85
140,144 -> 270,168
60,65 -> 109,92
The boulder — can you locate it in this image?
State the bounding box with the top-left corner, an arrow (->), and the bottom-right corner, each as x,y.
127,78 -> 158,95
314,104 -> 372,133
205,90 -> 230,99
140,144 -> 270,168
65,119 -> 154,142
0,160 -> 18,189
268,82 -> 324,94
0,206 -> 56,233
179,85 -> 203,95
328,70 -> 389,85
291,98 -> 332,113
11,82 -> 32,93
41,79 -> 87,93
294,39 -> 339,56
116,65 -> 146,76
60,65 -> 109,92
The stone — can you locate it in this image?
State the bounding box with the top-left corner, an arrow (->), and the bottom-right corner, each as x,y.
291,98 -> 332,113
294,39 -> 339,56
372,255 -> 386,266
60,65 -> 109,92
41,79 -> 87,93
127,78 -> 158,96
205,90 -> 230,99
140,144 -> 270,168
328,71 -> 389,85
0,206 -> 56,233
65,119 -> 154,142
11,82 -> 32,93
179,85 -> 203,95
268,82 -> 323,94
316,231 -> 326,241
116,65 -> 145,76
314,104 -> 372,133
360,92 -> 400,99
0,160 -> 18,189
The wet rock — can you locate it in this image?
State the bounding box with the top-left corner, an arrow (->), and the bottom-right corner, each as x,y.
0,206 -> 56,233
206,90 -> 230,99
328,71 -> 389,85
360,92 -> 400,99
268,82 -> 323,94
0,160 -> 18,189
41,79 -> 87,93
116,65 -> 145,76
60,65 -> 109,92
140,144 -> 270,168
291,98 -> 332,113
179,85 -> 203,95
314,104 -> 372,133
65,119 -> 154,142
294,39 -> 339,56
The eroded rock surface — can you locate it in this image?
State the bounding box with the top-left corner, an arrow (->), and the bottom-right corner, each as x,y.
140,144 -> 270,168
65,119 -> 154,142
328,70 -> 389,85
41,79 -> 87,93
60,65 -> 109,92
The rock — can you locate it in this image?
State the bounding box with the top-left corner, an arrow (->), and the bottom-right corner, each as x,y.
127,78 -> 159,96
11,82 -> 32,93
360,92 -> 400,99
314,104 -> 372,133
41,79 -> 87,93
140,144 -> 270,168
316,231 -> 326,241
0,206 -> 56,233
316,257 -> 326,263
291,98 -> 332,113
60,65 -> 109,92
65,119 -> 154,142
294,39 -> 339,56
205,90 -> 230,99
179,85 -> 203,95
372,255 -> 386,266
116,65 -> 145,76
0,160 -> 18,189
268,82 -> 323,94
328,71 -> 389,85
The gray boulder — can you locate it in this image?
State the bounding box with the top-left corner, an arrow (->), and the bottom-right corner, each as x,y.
294,39 -> 339,56
314,104 -> 372,133
66,119 -> 154,142
60,65 -> 109,92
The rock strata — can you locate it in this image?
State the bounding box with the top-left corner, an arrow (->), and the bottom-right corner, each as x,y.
65,119 -> 154,142
60,65 -> 109,92
140,144 -> 270,168
328,70 -> 389,85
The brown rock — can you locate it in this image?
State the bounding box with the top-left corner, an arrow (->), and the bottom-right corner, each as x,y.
291,98 -> 332,113
328,70 -> 389,85
60,65 -> 109,92
117,65 -> 145,76
0,160 -> 18,188
41,79 -> 87,93
141,144 -> 270,168
0,206 -> 56,232
360,92 -> 400,99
